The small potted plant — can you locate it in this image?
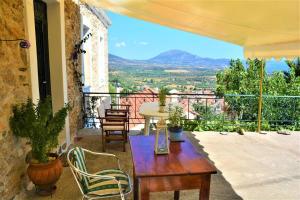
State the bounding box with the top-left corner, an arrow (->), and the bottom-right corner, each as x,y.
158,87 -> 168,112
9,97 -> 70,195
168,105 -> 185,141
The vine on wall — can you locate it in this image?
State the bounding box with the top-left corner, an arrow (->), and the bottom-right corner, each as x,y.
70,33 -> 100,127
71,32 -> 92,92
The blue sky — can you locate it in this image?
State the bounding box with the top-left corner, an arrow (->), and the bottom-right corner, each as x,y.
107,11 -> 244,60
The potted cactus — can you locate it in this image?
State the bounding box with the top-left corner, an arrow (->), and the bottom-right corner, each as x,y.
158,87 -> 169,112
9,97 -> 70,195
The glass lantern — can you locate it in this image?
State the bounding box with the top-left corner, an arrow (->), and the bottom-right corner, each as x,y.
154,117 -> 169,154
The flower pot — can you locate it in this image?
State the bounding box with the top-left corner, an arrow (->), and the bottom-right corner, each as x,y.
27,153 -> 63,195
168,127 -> 184,142
159,105 -> 165,113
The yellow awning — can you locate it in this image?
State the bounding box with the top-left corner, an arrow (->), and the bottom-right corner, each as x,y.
83,0 -> 300,59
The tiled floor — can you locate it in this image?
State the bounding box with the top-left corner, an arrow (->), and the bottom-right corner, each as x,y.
22,130 -> 300,200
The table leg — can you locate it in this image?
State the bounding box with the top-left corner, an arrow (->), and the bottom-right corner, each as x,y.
144,117 -> 150,135
133,174 -> 139,200
199,175 -> 211,200
139,178 -> 150,200
174,190 -> 180,200
140,187 -> 150,200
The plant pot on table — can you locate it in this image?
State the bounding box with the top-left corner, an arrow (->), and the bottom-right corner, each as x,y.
168,126 -> 184,142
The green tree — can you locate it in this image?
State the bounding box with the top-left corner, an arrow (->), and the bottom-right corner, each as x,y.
216,59 -> 265,121
216,58 -> 299,130
284,57 -> 300,83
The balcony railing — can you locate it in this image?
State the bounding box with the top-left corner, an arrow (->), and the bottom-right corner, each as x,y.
82,92 -> 300,131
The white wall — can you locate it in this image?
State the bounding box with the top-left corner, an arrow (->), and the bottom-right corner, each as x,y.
80,5 -> 110,93
24,0 -> 71,148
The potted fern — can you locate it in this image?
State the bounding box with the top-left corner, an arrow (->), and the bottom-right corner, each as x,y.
9,97 -> 70,195
158,87 -> 168,112
168,105 -> 185,141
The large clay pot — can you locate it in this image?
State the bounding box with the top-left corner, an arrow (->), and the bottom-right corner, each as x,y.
27,153 -> 63,195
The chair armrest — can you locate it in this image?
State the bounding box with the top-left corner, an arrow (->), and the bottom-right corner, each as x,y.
72,165 -> 116,180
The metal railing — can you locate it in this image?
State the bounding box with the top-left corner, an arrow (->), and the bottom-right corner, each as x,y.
223,94 -> 300,130
83,92 -> 223,127
82,92 -> 300,131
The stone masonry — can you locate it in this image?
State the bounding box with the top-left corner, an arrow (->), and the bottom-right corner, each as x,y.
0,0 -> 31,199
65,0 -> 83,140
0,0 -> 110,199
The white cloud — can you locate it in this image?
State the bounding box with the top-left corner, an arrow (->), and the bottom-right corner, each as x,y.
139,41 -> 149,45
115,41 -> 126,48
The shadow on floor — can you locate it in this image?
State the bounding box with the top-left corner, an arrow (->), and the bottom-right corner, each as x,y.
24,129 -> 242,200
185,132 -> 242,200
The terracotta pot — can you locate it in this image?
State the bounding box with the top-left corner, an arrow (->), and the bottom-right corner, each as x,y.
27,153 -> 62,194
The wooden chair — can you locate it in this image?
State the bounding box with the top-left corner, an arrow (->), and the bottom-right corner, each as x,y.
106,104 -> 131,141
97,107 -> 128,152
105,109 -> 129,140
67,147 -> 132,200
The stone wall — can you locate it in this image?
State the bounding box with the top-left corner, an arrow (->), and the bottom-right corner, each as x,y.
0,0 -> 31,199
0,1 -> 108,198
64,0 -> 83,140
80,5 -> 109,93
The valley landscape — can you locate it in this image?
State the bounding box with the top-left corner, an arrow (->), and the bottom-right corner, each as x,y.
109,49 -> 229,92
109,49 -> 289,93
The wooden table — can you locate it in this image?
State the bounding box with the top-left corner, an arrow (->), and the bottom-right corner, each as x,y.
129,135 -> 217,200
139,102 -> 169,135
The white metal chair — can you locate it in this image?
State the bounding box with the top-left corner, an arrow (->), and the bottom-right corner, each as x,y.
67,147 -> 132,200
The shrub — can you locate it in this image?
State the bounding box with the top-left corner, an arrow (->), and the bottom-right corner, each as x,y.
10,97 -> 71,163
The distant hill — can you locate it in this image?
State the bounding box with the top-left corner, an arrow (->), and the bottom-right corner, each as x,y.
109,54 -> 146,66
109,49 -> 290,72
148,49 -> 229,68
109,49 -> 230,69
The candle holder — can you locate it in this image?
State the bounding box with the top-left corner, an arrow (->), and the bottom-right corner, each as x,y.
154,117 -> 169,155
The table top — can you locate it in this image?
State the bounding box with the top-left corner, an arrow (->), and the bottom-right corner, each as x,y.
129,134 -> 217,178
139,102 -> 169,118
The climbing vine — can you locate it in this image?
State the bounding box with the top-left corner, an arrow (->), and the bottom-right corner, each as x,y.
71,32 -> 92,92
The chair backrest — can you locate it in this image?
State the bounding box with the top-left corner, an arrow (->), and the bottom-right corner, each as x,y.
68,147 -> 89,193
111,103 -> 131,111
105,109 -> 128,118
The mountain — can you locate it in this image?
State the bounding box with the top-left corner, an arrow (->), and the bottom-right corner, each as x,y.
109,54 -> 148,67
148,49 -> 229,67
109,49 -> 290,72
109,49 -> 230,69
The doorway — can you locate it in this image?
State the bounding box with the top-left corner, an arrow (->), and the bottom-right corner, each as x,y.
34,0 -> 52,100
